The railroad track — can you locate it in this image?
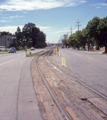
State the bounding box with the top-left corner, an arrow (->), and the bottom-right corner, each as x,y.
31,48 -> 107,120
48,49 -> 107,100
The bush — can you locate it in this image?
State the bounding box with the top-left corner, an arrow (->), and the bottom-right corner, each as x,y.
35,42 -> 47,48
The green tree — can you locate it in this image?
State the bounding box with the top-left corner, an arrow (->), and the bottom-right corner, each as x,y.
0,31 -> 12,36
97,17 -> 107,53
85,17 -> 100,50
74,30 -> 86,49
15,23 -> 47,48
67,33 -> 77,47
15,27 -> 23,46
86,17 -> 100,39
62,39 -> 68,46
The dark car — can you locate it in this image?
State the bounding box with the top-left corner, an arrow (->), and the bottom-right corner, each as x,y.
8,47 -> 16,53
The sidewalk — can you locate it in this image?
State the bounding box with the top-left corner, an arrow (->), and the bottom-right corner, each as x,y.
17,57 -> 43,120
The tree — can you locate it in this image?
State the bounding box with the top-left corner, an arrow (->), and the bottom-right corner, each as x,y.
17,27 -> 21,33
15,23 -> 47,48
62,39 -> 68,47
35,41 -> 47,48
84,17 -> 100,50
15,27 -> 23,46
67,33 -> 77,47
74,31 -> 86,49
86,17 -> 100,39
85,16 -> 107,52
0,31 -> 12,36
97,17 -> 107,53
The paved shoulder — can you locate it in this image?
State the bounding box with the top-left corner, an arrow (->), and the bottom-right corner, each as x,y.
18,57 -> 43,120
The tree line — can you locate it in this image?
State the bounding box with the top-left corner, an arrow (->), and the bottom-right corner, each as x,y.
15,23 -> 47,48
0,23 -> 47,48
63,16 -> 107,53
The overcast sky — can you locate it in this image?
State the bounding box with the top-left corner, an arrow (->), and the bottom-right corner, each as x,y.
0,0 -> 107,43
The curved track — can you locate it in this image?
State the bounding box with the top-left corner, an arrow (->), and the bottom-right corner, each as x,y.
36,49 -> 71,120
48,50 -> 107,100
35,48 -> 107,120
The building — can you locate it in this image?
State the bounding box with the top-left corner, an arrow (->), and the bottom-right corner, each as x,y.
0,35 -> 14,48
63,34 -> 68,40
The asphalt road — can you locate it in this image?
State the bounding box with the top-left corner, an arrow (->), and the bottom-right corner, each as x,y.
53,48 -> 107,91
0,49 -> 44,120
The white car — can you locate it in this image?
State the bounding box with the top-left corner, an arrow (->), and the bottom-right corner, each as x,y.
0,46 -> 6,51
31,47 -> 35,50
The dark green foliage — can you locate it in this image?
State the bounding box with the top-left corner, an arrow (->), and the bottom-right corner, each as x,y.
65,31 -> 86,50
97,17 -> 107,52
85,16 -> 107,52
64,16 -> 107,52
74,31 -> 86,49
0,31 -> 12,36
15,23 -> 46,48
62,39 -> 69,47
35,41 -> 47,48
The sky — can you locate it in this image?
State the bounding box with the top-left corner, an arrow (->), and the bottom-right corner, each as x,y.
0,0 -> 107,43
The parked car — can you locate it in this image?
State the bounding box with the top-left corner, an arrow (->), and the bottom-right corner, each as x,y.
31,47 -> 35,50
8,47 -> 16,53
0,46 -> 6,51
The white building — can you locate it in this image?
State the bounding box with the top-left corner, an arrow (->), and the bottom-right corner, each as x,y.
0,35 -> 14,48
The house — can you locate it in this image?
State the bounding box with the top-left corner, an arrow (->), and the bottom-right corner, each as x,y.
0,35 -> 14,48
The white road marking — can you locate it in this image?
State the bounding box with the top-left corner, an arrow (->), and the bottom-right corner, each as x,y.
87,57 -> 92,60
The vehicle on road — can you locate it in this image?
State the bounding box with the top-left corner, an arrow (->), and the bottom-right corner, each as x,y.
0,46 -> 6,51
8,47 -> 16,53
31,47 -> 35,50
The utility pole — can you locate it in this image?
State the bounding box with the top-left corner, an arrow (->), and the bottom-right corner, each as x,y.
70,27 -> 73,35
76,19 -> 82,31
67,31 -> 69,39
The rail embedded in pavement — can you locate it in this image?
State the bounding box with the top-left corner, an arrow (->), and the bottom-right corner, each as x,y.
47,49 -> 107,101
36,48 -> 71,120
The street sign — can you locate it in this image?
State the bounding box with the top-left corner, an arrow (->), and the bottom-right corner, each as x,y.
25,46 -> 27,52
57,46 -> 59,52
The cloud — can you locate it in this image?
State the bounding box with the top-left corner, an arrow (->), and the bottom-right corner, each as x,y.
0,25 -> 23,34
23,12 -> 27,13
0,25 -> 51,34
0,0 -> 87,11
90,3 -> 107,8
9,15 -> 24,19
0,20 -> 8,23
37,26 -> 51,30
0,15 -> 24,23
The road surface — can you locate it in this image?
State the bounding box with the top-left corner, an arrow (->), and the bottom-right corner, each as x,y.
53,48 -> 107,93
0,49 -> 44,120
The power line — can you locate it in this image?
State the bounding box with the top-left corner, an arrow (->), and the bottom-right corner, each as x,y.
79,0 -> 97,22
80,0 -> 101,23
76,19 -> 82,31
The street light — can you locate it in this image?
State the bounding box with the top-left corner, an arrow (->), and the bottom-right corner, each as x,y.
23,36 -> 27,56
23,36 -> 26,44
30,38 -> 32,47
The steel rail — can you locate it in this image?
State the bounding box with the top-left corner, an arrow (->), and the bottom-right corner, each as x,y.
36,49 -> 71,120
48,50 -> 107,100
